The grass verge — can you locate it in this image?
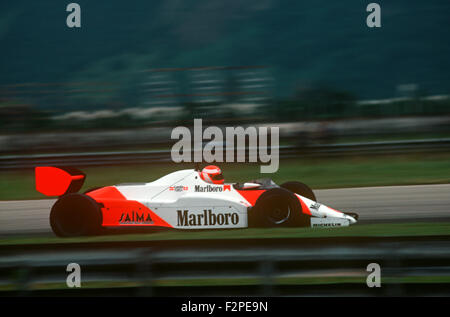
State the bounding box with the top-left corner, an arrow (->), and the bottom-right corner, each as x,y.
1,222 -> 449,246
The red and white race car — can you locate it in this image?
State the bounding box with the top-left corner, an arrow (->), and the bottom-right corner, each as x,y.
35,165 -> 358,237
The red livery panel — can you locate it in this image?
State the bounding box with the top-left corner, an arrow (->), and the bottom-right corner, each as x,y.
87,186 -> 172,227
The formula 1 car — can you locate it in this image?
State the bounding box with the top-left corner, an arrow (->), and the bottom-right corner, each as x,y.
35,166 -> 358,237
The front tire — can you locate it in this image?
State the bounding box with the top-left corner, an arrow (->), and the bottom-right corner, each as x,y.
280,181 -> 316,201
249,188 -> 309,227
50,193 -> 102,237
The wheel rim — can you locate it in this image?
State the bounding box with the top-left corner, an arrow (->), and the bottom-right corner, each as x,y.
267,205 -> 291,224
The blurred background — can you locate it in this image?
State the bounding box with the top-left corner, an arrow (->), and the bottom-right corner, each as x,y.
0,0 -> 449,197
0,0 -> 450,153
0,0 -> 450,297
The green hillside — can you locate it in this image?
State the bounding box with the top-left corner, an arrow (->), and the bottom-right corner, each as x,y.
1,0 -> 449,105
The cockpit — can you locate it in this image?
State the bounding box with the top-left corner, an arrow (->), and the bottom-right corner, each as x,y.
232,178 -> 279,190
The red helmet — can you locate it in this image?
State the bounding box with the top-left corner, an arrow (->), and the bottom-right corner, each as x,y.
200,165 -> 224,185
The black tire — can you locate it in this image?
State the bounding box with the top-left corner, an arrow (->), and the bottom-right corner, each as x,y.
249,188 -> 309,227
280,181 -> 316,201
50,193 -> 102,237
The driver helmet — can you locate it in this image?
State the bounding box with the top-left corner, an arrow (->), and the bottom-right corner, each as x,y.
200,165 -> 224,185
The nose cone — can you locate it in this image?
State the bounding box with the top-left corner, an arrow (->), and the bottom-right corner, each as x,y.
344,212 -> 358,224
346,215 -> 357,224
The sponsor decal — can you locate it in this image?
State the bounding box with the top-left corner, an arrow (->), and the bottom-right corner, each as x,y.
177,209 -> 239,226
310,202 -> 321,211
223,185 -> 231,191
119,211 -> 153,224
195,185 -> 224,192
169,185 -> 188,192
312,222 -> 342,227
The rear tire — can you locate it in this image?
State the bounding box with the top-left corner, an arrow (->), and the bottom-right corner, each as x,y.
249,188 -> 309,227
280,181 -> 316,201
50,193 -> 102,237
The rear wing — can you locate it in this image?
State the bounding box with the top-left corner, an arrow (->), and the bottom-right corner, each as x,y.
35,166 -> 85,196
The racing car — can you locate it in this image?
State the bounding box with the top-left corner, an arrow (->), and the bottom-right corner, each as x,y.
35,165 -> 358,237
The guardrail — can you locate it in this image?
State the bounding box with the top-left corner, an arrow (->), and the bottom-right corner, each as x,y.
1,138 -> 450,170
1,238 -> 449,296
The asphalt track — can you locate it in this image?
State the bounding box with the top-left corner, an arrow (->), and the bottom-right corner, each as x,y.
0,184 -> 449,236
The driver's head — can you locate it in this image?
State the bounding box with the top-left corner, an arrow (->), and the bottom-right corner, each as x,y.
200,165 -> 224,185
